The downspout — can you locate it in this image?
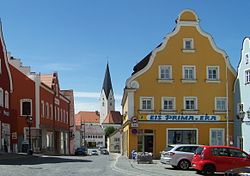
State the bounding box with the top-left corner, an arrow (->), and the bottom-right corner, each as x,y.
226,58 -> 229,146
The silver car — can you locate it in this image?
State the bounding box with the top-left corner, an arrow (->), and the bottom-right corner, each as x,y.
160,144 -> 201,170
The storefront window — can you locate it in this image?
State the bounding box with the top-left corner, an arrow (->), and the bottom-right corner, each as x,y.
168,129 -> 197,144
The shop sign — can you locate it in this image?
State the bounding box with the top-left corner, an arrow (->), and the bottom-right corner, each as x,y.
144,114 -> 221,121
131,116 -> 138,128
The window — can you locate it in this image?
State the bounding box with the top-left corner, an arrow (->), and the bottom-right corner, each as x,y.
162,97 -> 175,111
140,97 -> 154,111
184,97 -> 197,110
20,99 -> 32,116
210,128 -> 224,145
66,112 -> 68,124
183,38 -> 194,50
183,66 -> 196,80
4,91 -> 9,109
0,88 -> 3,107
46,102 -> 49,118
207,66 -> 219,81
229,148 -> 248,158
50,104 -> 53,119
159,65 -> 172,80
41,101 -> 44,117
215,97 -> 227,111
245,70 -> 250,84
246,53 -> 249,64
168,129 -> 197,144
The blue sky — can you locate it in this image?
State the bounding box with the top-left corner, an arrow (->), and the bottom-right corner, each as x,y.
0,1 -> 249,113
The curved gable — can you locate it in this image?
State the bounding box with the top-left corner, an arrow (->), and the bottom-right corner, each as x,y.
126,9 -> 236,88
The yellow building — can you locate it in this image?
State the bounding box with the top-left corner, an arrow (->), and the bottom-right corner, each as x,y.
121,9 -> 236,158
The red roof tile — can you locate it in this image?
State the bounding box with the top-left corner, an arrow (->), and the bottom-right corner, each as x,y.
103,111 -> 122,124
75,111 -> 100,125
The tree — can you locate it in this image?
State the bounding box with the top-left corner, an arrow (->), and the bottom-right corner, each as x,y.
104,126 -> 116,137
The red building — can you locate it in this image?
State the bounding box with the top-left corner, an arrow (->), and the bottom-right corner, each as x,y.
0,22 -> 13,153
9,57 -> 71,154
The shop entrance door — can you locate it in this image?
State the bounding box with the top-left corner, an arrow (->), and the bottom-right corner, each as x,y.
144,135 -> 153,153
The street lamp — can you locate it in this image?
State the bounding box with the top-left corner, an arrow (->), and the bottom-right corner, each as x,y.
81,119 -> 86,147
26,116 -> 33,155
237,110 -> 246,121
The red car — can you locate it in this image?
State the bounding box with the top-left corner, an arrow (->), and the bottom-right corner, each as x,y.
192,145 -> 250,175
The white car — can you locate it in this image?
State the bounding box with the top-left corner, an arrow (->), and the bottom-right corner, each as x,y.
91,149 -> 98,155
160,144 -> 201,170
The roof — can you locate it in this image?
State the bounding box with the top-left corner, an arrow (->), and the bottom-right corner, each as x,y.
102,111 -> 122,124
40,74 -> 54,88
76,124 -> 104,135
75,111 -> 100,125
102,63 -> 113,98
132,43 -> 162,75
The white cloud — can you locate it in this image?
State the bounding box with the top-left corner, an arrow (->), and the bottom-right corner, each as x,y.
74,91 -> 100,99
74,91 -> 123,100
74,92 -> 122,113
42,63 -> 80,71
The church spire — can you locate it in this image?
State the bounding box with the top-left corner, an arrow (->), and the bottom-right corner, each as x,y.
102,63 -> 113,98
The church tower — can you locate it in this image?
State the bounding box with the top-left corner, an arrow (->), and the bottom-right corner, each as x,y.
100,63 -> 115,124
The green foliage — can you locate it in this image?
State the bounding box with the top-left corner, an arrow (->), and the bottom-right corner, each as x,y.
104,126 -> 116,137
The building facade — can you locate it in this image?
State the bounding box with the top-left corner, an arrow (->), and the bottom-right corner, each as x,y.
234,37 -> 250,153
0,23 -> 13,153
121,9 -> 236,158
61,89 -> 75,155
9,56 -> 70,154
75,111 -> 104,148
107,129 -> 122,153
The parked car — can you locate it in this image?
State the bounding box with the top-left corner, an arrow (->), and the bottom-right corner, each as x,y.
192,145 -> 250,175
160,144 -> 201,170
100,149 -> 109,155
91,149 -> 98,155
75,147 -> 88,156
225,166 -> 250,176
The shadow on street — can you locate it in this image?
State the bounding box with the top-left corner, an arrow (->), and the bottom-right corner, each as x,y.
0,155 -> 92,165
164,167 -> 224,176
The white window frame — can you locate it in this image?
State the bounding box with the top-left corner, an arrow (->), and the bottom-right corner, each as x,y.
46,102 -> 49,118
50,104 -> 53,120
182,38 -> 195,53
0,88 -> 3,107
4,91 -> 9,109
161,97 -> 176,112
140,96 -> 154,112
41,100 -> 45,118
158,65 -> 173,83
245,69 -> 250,84
183,96 -> 198,112
206,66 -> 220,82
20,99 -> 32,116
182,65 -> 196,83
215,97 -> 227,113
210,128 -> 225,146
66,111 -> 68,124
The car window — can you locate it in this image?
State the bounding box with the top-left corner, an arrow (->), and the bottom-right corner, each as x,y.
211,148 -> 229,156
165,145 -> 174,151
195,147 -> 204,155
229,149 -> 248,158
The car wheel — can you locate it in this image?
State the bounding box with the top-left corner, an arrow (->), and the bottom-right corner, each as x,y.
178,159 -> 190,170
202,164 -> 215,175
